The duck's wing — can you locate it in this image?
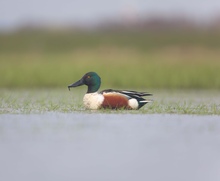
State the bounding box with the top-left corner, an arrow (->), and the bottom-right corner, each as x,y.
100,89 -> 153,109
100,89 -> 152,97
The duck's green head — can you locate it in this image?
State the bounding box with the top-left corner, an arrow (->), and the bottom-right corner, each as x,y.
68,72 -> 101,93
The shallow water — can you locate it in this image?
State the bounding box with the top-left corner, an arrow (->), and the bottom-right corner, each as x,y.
0,113 -> 220,181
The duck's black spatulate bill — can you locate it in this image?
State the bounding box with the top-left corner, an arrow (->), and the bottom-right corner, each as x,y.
68,78 -> 84,91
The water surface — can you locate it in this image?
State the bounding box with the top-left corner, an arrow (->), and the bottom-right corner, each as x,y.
0,113 -> 220,181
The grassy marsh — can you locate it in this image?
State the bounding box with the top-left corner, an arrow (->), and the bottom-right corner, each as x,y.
1,31 -> 220,115
0,89 -> 219,115
0,31 -> 220,89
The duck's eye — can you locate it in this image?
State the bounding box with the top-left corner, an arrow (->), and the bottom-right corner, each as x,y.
87,75 -> 91,79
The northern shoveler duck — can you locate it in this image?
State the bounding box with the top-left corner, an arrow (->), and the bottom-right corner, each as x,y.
68,72 -> 152,110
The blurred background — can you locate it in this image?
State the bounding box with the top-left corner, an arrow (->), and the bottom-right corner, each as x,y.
1,0 -> 220,89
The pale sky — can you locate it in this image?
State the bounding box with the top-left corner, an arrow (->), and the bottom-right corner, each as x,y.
1,0 -> 220,30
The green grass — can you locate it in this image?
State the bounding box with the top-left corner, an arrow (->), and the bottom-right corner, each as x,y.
1,30 -> 220,53
1,47 -> 220,89
0,31 -> 220,89
1,89 -> 219,115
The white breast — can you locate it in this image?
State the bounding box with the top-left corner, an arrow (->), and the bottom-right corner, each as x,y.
83,92 -> 104,110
